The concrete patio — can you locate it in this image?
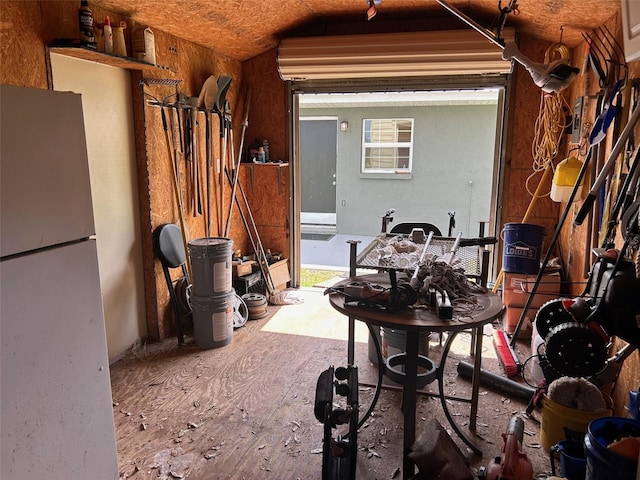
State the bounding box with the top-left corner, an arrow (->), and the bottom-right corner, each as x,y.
300,233 -> 376,270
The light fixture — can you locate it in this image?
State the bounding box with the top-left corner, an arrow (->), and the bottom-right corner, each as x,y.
436,0 -> 579,93
366,0 -> 378,21
340,121 -> 349,132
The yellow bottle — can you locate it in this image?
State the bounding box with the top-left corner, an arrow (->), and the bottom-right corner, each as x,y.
112,22 -> 127,56
551,156 -> 583,203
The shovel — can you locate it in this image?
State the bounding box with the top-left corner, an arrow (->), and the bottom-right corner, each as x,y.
198,75 -> 219,235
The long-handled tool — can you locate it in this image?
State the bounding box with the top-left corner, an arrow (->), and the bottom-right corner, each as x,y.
180,95 -> 192,212
224,88 -> 252,237
224,164 -> 277,295
575,103 -> 640,226
160,106 -> 191,279
204,109 -> 212,236
188,98 -> 202,217
601,145 -> 640,247
218,107 -> 229,234
491,163 -> 554,293
214,76 -> 232,236
222,101 -> 235,231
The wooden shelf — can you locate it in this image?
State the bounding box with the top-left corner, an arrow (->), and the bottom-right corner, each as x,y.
241,162 -> 289,167
48,45 -> 170,71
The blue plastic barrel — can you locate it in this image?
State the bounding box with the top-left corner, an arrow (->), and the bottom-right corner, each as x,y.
584,416 -> 640,480
502,223 -> 545,274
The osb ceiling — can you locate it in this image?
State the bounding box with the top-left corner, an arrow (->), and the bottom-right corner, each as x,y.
92,0 -> 621,61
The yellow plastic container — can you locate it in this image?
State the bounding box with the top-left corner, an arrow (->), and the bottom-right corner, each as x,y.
540,395 -> 612,451
551,156 -> 583,202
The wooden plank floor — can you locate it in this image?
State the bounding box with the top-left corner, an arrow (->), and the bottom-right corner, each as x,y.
111,288 -> 553,479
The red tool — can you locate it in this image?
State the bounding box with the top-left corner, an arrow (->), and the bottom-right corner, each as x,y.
478,416 -> 533,480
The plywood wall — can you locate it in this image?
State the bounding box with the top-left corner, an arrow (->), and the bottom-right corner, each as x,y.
550,16 -> 640,413
0,1 -> 247,343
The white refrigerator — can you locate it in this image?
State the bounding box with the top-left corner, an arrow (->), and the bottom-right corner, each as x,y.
0,85 -> 119,479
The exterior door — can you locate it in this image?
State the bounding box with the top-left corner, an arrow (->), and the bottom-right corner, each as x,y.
299,118 -> 337,226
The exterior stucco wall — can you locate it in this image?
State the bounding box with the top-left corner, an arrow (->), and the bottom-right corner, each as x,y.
301,103 -> 499,237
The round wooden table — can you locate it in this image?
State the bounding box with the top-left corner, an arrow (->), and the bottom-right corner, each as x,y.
328,274 -> 504,480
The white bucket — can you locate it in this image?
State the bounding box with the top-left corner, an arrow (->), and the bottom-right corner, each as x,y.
188,237 -> 233,297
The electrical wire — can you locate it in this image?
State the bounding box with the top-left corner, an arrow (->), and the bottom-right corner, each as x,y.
527,91 -> 572,196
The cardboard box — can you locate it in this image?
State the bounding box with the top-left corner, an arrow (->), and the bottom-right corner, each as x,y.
502,272 -> 561,309
268,258 -> 290,291
504,305 -> 537,338
233,260 -> 256,277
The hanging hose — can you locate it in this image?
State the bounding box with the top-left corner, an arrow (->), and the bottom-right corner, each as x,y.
527,43 -> 574,196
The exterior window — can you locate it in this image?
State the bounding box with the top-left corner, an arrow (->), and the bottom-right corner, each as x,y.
362,118 -> 413,173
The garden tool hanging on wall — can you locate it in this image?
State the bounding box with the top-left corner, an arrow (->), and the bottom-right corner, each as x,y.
208,82 -> 277,296
224,87 -> 251,238
215,75 -> 232,236
139,78 -> 192,279
198,75 -> 218,237
187,95 -> 202,217
582,25 -> 627,90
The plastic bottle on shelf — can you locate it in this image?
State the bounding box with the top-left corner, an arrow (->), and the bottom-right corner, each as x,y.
78,0 -> 96,48
112,21 -> 127,56
103,16 -> 113,53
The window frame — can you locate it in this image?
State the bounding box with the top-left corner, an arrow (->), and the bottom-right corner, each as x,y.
361,117 -> 414,176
